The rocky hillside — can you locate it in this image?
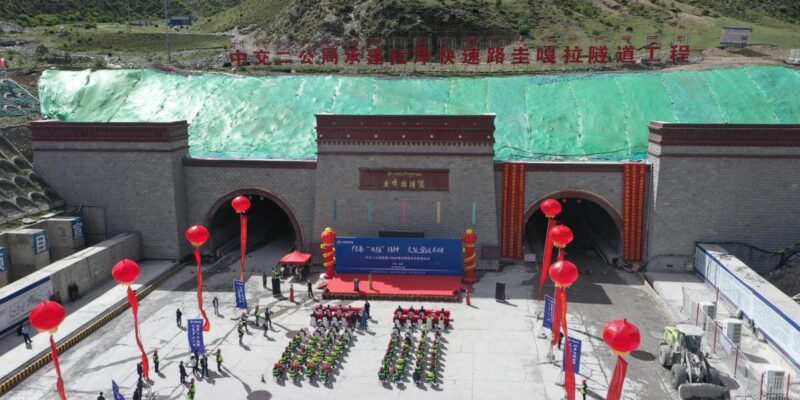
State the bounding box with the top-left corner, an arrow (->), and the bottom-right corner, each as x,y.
194,0 -> 800,48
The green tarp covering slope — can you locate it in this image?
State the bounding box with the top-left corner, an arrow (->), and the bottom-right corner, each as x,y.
38,66 -> 800,161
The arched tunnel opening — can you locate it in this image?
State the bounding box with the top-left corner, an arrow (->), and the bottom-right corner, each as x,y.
207,194 -> 296,258
525,197 -> 622,270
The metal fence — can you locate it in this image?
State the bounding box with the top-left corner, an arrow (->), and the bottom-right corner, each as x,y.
682,287 -> 800,399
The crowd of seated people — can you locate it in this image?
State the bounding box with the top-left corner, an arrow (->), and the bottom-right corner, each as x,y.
392,306 -> 451,330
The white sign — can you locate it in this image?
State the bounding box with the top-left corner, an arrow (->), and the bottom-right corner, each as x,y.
524,253 -> 537,262
0,277 -> 54,335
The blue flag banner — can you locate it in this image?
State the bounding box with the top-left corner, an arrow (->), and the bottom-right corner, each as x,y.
334,237 -> 463,276
234,280 -> 247,309
112,380 -> 125,400
188,319 -> 205,354
543,295 -> 554,330
562,337 -> 582,374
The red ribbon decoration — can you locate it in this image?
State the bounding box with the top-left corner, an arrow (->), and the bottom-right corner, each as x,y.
538,217 -> 556,300
50,335 -> 67,400
239,214 -> 248,282
195,248 -> 211,332
549,249 -> 575,400
607,356 -> 628,400
127,286 -> 150,380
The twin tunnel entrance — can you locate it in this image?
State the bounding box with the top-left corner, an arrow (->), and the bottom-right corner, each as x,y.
205,190 -> 299,258
203,189 -> 623,270
525,193 -> 623,269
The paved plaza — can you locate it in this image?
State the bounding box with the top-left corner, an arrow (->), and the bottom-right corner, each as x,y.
4,238 -> 678,400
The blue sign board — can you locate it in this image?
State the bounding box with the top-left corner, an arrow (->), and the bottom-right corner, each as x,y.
234,280 -> 247,309
334,237 -> 463,276
0,247 -> 6,272
112,380 -> 126,400
32,231 -> 48,255
562,337 -> 582,374
71,219 -> 84,239
187,319 -> 205,354
543,295 -> 554,330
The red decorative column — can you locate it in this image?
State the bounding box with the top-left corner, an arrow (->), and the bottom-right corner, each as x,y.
321,227 -> 336,279
462,229 -> 478,284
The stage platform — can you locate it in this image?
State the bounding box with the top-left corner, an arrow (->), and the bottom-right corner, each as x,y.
322,274 -> 463,302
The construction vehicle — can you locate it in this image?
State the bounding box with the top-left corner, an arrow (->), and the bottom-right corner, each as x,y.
658,324 -> 730,400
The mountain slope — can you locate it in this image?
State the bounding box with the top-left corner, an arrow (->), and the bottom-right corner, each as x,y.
0,0 -> 242,25
193,0 -> 800,51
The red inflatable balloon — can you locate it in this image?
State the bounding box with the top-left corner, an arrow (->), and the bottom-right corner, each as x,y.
549,260 -> 579,287
112,259 -> 141,285
30,301 -> 66,333
603,319 -> 641,355
550,224 -> 574,248
231,195 -> 251,214
540,199 -> 562,218
185,225 -> 210,247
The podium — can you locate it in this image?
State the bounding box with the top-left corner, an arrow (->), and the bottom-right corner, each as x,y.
271,277 -> 281,296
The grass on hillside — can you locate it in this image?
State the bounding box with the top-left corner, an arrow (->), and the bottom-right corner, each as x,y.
26,24 -> 232,53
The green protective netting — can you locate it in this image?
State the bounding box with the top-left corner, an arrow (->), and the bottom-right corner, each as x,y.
38,66 -> 800,161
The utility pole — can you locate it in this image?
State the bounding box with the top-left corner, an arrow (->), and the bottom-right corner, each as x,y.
164,0 -> 171,62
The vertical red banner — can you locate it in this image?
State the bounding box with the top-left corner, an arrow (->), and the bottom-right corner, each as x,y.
606,356 -> 629,400
622,163 -> 646,262
501,163 -> 526,259
240,214 -> 248,281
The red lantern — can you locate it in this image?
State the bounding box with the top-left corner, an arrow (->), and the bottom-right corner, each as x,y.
185,225 -> 210,247
540,198 -> 562,218
112,259 -> 141,285
548,260 -> 579,287
537,199 -> 563,300
231,195 -> 251,214
603,319 -> 641,400
185,225 -> 211,332
231,196 -> 250,281
550,224 -> 574,248
31,301 -> 68,399
30,301 -> 66,333
603,319 -> 641,356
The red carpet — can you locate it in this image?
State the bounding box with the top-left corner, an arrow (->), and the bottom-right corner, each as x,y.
323,274 -> 463,302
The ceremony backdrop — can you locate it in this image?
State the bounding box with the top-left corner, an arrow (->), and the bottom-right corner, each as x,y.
334,237 -> 463,276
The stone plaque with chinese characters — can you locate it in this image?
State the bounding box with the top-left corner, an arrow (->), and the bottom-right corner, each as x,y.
359,168 -> 449,191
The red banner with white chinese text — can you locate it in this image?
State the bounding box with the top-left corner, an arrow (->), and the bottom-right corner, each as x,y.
501,162 -> 526,259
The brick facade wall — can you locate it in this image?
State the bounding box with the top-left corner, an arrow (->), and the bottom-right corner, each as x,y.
32,140 -> 188,260
646,123 -> 800,271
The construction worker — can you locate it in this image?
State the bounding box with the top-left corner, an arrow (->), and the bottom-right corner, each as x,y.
581,380 -> 588,400
215,349 -> 223,371
153,350 -> 160,373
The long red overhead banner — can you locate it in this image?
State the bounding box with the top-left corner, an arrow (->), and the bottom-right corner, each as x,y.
501,162 -> 526,260
622,163 -> 647,263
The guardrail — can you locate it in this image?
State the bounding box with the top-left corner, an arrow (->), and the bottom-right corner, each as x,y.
0,261 -> 185,396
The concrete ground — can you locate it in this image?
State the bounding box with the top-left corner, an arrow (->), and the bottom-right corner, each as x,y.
0,260 -> 176,380
4,238 -> 677,400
